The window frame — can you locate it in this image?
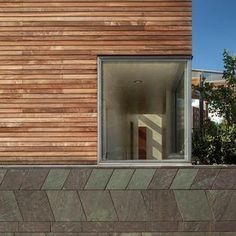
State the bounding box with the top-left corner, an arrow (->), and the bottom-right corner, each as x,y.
97,56 -> 192,165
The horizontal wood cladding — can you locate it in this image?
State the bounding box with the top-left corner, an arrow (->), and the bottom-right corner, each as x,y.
0,0 -> 192,164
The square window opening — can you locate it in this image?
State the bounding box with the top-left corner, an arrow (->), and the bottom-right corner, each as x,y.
98,57 -> 191,163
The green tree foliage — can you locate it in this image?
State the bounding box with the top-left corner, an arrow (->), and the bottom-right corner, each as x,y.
192,50 -> 236,165
192,122 -> 236,164
201,50 -> 236,125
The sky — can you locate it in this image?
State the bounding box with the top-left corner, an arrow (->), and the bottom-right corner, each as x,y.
192,0 -> 236,71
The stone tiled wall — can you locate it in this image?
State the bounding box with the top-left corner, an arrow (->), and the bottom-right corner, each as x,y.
0,166 -> 235,236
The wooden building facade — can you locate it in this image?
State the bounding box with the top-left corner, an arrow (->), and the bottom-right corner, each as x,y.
0,0 -> 192,164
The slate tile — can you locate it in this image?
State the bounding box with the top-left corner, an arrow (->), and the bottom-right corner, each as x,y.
142,190 -> 182,221
47,191 -> 86,221
42,169 -> 70,190
112,234 -> 142,236
222,191 -> 236,220
51,222 -> 82,233
205,233 -> 220,236
19,222 -> 50,232
0,233 -> 15,236
148,169 -> 178,189
219,233 -> 236,236
21,169 -> 49,190
206,190 -> 232,221
127,169 -> 156,190
170,169 -> 198,189
0,222 -> 18,232
191,169 -> 220,189
114,222 -> 146,232
0,170 -> 27,190
85,169 -> 113,190
0,170 -> 7,185
142,233 -> 173,236
79,190 -> 117,221
173,233 -> 205,236
15,234 -> 46,236
63,169 -> 92,190
145,222 -> 178,232
215,221 -> 236,232
15,191 -> 54,221
47,234 -> 109,236
178,221 -> 213,232
106,169 -> 134,189
110,190 -> 148,221
212,169 -> 236,189
0,191 -> 22,221
82,222 -> 114,232
174,190 -> 213,221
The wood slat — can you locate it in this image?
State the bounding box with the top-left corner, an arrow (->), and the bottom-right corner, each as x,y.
0,141 -> 97,146
1,2 -> 192,8
0,113 -> 96,117
0,127 -> 97,132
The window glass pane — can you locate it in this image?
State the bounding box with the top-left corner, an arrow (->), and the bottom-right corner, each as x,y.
101,59 -> 187,161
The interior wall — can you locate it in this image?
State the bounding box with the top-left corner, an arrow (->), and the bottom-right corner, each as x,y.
104,67 -> 128,160
128,111 -> 165,160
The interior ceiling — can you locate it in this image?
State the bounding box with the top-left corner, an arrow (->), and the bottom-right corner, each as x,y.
103,61 -> 185,114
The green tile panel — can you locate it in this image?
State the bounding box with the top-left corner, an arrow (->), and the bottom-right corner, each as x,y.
171,169 -> 198,189
110,190 -> 148,221
174,190 -> 213,221
127,169 -> 156,189
47,191 -> 86,221
0,191 -> 23,221
79,190 -> 118,221
85,169 -> 113,190
42,169 -> 70,190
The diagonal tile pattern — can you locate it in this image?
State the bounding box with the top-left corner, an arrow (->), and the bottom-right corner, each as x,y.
142,190 -> 182,221
21,169 -> 49,190
0,169 -> 7,185
148,169 -> 178,189
47,191 -> 86,221
206,190 -> 236,221
170,169 -> 198,189
63,169 -> 92,190
79,190 -> 118,221
191,169 -> 220,189
127,169 -> 156,189
174,190 -> 213,221
42,169 -> 70,190
0,167 -> 234,235
212,169 -> 236,189
0,170 -> 28,190
106,169 -> 134,190
15,191 -> 54,221
0,191 -> 22,221
85,169 -> 113,190
110,190 -> 148,221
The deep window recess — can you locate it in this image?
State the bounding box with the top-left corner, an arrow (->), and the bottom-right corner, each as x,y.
99,57 -> 191,163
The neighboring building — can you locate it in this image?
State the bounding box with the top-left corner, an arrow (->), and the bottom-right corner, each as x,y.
0,1 -> 235,236
192,105 -> 208,129
192,69 -> 224,87
192,69 -> 224,128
